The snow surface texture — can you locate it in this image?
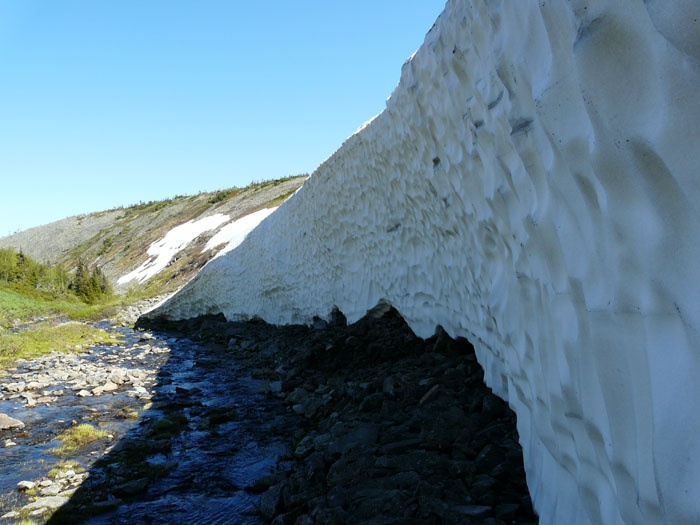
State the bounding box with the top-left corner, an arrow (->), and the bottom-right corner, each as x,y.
118,209 -> 277,284
149,1 -> 700,523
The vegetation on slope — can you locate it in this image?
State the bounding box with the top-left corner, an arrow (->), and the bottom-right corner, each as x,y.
0,248 -> 113,318
0,248 -> 72,296
60,175 -> 307,296
0,248 -> 121,367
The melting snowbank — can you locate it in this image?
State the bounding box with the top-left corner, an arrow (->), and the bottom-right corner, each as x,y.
148,1 -> 700,523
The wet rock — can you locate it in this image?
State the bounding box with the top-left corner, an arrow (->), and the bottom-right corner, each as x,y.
0,413 -> 24,430
92,381 -> 119,396
294,434 -> 315,458
229,308 -> 539,523
91,498 -> 123,511
259,482 -> 283,519
17,480 -> 36,491
329,422 -> 379,454
22,495 -> 69,511
3,382 -> 26,393
476,444 -> 505,474
418,384 -> 440,406
112,477 -> 149,497
495,502 -> 521,520
456,504 -> 493,517
6,308 -> 535,525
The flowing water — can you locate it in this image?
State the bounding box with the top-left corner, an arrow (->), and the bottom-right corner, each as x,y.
0,326 -> 294,524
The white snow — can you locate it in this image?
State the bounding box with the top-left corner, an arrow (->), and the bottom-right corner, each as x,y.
118,214 -> 230,285
203,207 -> 278,257
148,1 -> 700,523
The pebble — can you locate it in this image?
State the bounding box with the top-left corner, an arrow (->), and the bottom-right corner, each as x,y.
40,484 -> 62,497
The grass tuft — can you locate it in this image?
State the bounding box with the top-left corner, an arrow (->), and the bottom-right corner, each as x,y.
50,424 -> 109,456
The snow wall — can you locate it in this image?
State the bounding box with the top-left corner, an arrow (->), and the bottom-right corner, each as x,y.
148,1 -> 700,523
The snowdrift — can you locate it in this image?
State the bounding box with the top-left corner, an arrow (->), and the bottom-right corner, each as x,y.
149,1 -> 700,523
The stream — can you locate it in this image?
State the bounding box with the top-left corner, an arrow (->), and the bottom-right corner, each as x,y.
0,324 -> 295,524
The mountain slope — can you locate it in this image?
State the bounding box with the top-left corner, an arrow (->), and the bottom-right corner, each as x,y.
0,176 -> 306,296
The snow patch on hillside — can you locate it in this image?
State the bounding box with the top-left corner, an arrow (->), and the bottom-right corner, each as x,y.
118,208 -> 279,285
118,214 -> 230,285
204,207 -> 278,257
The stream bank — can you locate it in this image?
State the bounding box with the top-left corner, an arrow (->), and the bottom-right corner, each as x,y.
2,306 -> 537,524
1,321 -> 294,525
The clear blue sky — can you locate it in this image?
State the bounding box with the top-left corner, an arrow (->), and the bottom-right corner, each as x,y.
0,1 -> 445,236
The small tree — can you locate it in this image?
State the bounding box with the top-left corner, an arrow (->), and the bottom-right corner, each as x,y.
70,260 -> 112,303
90,265 -> 112,296
70,259 -> 89,300
0,248 -> 18,282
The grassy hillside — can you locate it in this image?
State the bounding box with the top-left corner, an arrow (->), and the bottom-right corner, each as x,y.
0,286 -> 71,325
0,285 -> 120,327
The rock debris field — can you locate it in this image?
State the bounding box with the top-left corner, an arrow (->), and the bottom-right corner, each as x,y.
0,308 -> 537,524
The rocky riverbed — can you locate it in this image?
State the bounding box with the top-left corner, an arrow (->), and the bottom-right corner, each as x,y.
0,323 -> 294,524
0,325 -> 170,521
138,307 -> 538,524
1,307 -> 538,524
